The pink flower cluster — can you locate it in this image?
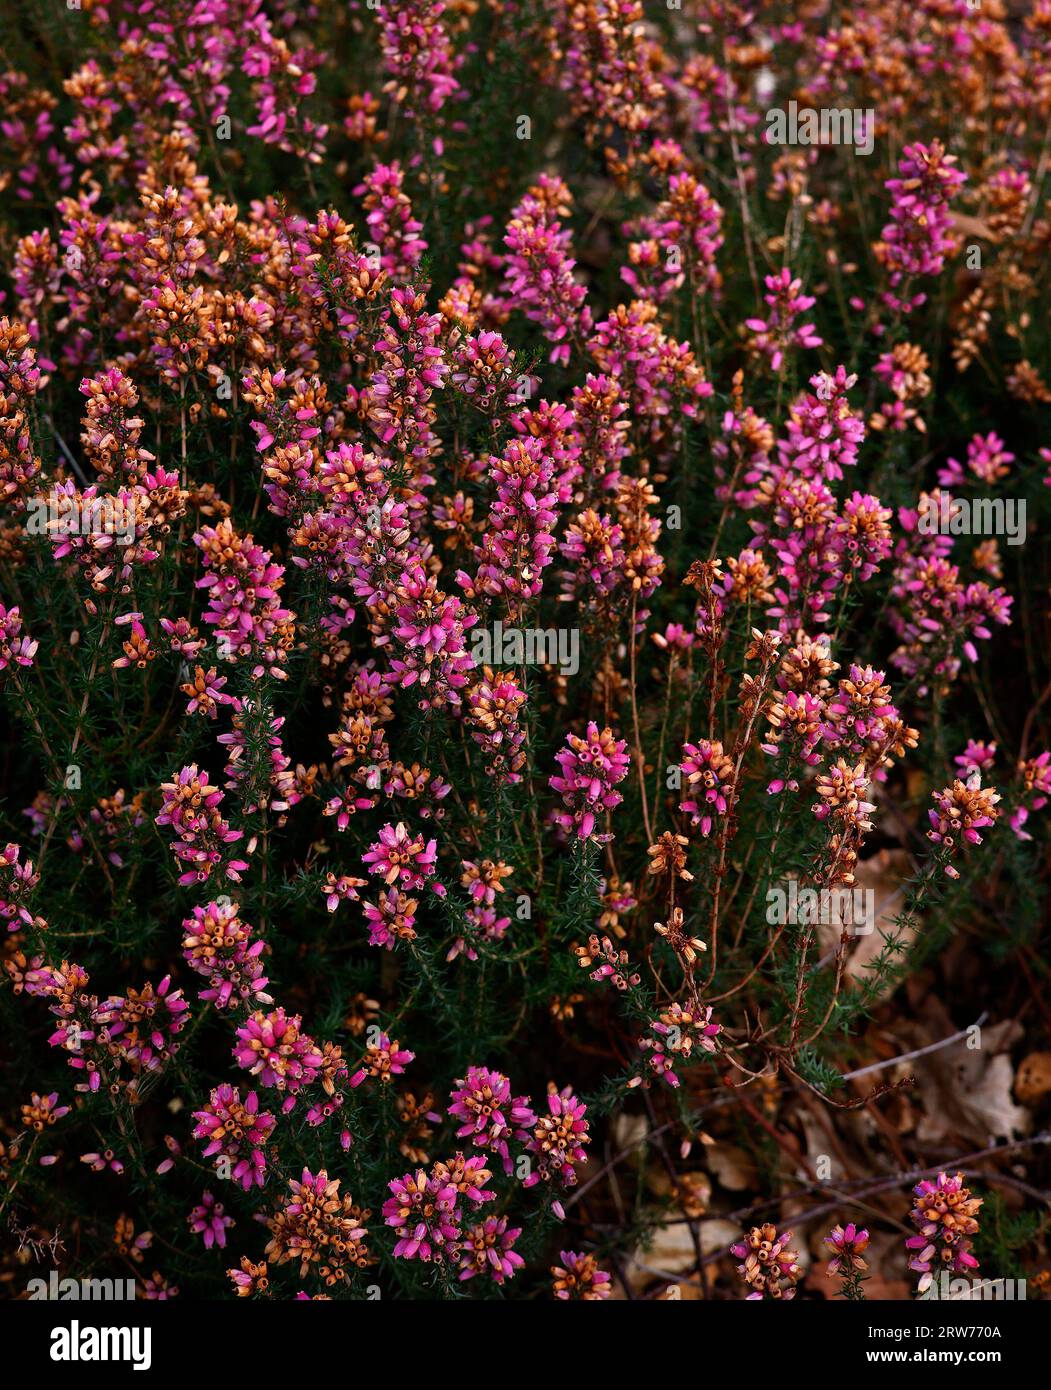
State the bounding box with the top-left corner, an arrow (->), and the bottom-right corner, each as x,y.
549,723 -> 631,843
879,141 -> 966,309
193,1084 -> 276,1191
156,765 -> 248,887
181,900 -> 271,1010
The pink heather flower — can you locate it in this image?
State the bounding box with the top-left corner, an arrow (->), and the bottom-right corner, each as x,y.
447,1066 -> 536,1172
377,0 -> 461,129
160,616 -> 205,660
821,664 -> 902,768
622,170 -> 723,302
551,1249 -> 611,1300
0,603 -> 38,672
193,1084 -> 276,1191
362,888 -> 419,950
156,765 -> 248,886
653,622 -> 695,652
362,821 -> 442,894
0,841 -> 40,930
181,901 -> 271,1009
435,1153 -> 497,1205
233,1008 -> 324,1099
889,549 -> 1012,689
549,723 -> 630,843
839,492 -> 894,582
938,432 -> 1015,489
588,301 -> 712,452
458,436 -> 560,602
95,975 -> 190,1073
446,903 -> 512,962
382,1155 -> 493,1265
751,474 -> 891,630
141,1272 -> 177,1301
825,1223 -> 870,1277
927,776 -> 1001,878
679,739 -> 734,836
323,873 -> 367,913
522,1084 -> 590,1190
385,564 -> 476,709
814,758 -> 875,829
181,666 -> 230,718
560,507 -> 626,605
289,210 -> 384,349
382,1168 -> 462,1263
763,689 -> 824,780
450,329 -> 515,413
81,1150 -> 125,1175
78,366 -> 154,483
264,1168 -> 369,1280
194,521 -> 295,681
746,268 -> 822,371
217,704 -> 300,816
879,141 -> 966,309
383,763 -> 451,819
459,1216 -> 525,1285
503,176 -> 592,367
13,229 -> 62,331
906,1172 -> 982,1295
955,740 -> 997,778
22,961 -> 111,1092
21,1091 -> 70,1141
574,933 -> 640,990
42,480 -> 157,592
640,1001 -> 721,1087
242,14 -> 327,163
358,161 -> 427,282
111,617 -> 154,672
0,317 -> 46,498
566,372 -> 631,490
731,1225 -> 802,1300
349,1033 -> 415,1088
780,367 -> 865,482
369,286 -> 447,461
325,785 -> 380,833
227,1257 -> 269,1297
189,1191 -> 235,1250
465,667 -> 528,785
1011,751 -> 1051,839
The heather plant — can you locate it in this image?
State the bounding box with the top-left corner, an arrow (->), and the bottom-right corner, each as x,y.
0,0 -> 1049,1306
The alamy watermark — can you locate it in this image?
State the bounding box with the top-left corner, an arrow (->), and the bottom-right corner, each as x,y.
918,494 -> 1026,545
29,1273 -> 137,1300
920,1273 -> 1026,1301
766,879 -> 874,936
50,1320 -> 151,1370
765,101 -> 875,156
25,490 -> 137,548
470,620 -> 579,676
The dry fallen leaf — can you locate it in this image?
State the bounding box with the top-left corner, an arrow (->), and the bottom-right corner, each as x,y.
950,210 -> 996,243
706,1143 -> 759,1192
817,849 -> 916,995
913,1007 -> 1030,1144
1015,1052 -> 1051,1106
623,1214 -> 741,1295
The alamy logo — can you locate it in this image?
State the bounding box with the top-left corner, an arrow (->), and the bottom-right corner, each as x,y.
920,1273 -> 1026,1301
918,494 -> 1026,546
765,102 -> 875,156
25,490 -> 138,548
50,1321 -> 152,1371
29,1273 -> 137,1300
766,880 -> 874,935
470,620 -> 579,676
